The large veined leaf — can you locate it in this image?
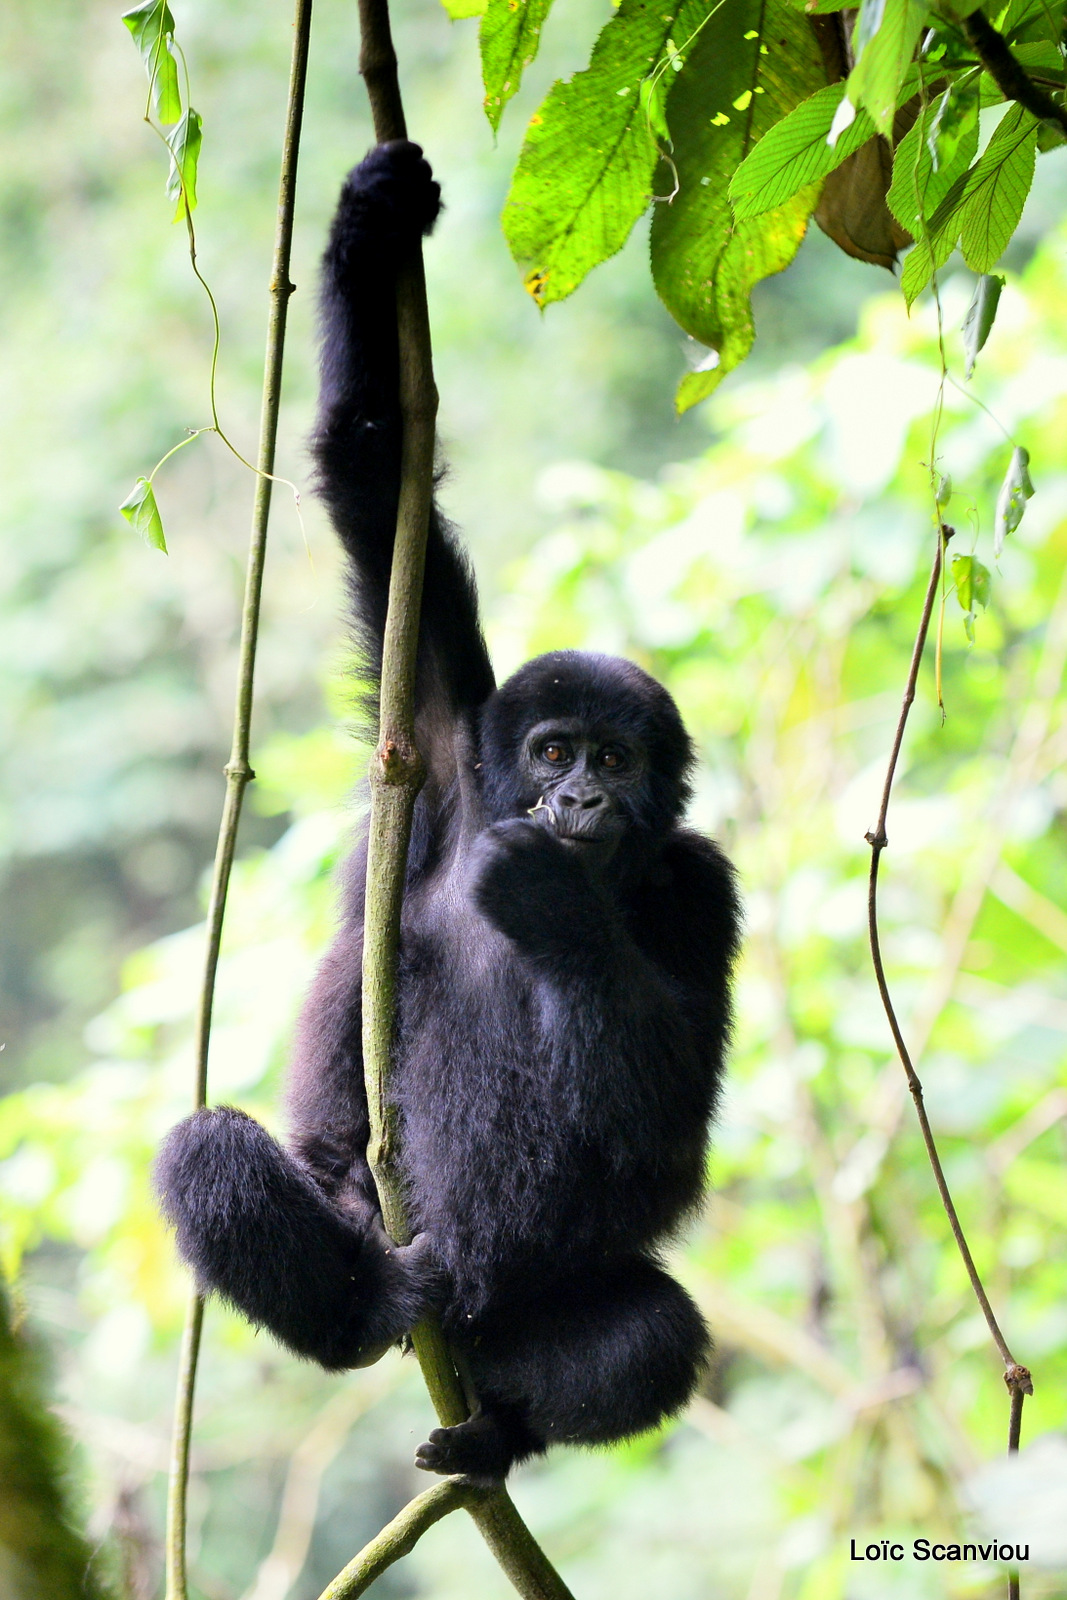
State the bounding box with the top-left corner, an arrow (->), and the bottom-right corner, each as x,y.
503,0 -> 713,305
900,101 -> 1039,301
898,204 -> 955,302
730,82 -> 876,220
847,0 -> 928,136
957,103 -> 1039,271
886,85 -> 979,240
652,0 -> 826,411
481,0 -> 554,132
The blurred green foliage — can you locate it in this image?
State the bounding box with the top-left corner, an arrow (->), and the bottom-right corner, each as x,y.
5,219 -> 1067,1593
0,1279 -> 113,1600
3,0 -> 1067,1596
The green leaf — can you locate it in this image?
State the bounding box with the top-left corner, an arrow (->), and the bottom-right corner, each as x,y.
481,0 -> 553,131
961,272 -> 1004,378
847,0 -> 929,137
652,0 -> 826,410
957,103 -> 1039,272
994,445 -> 1034,556
120,477 -> 168,553
887,82 -> 978,238
729,82 -> 876,221
897,102 -> 1037,303
502,0 -> 711,306
952,552 -> 990,641
122,0 -> 182,126
442,0 -> 488,15
898,216 -> 952,304
888,87 -> 979,303
164,108 -> 202,220
999,0 -> 1067,47
951,552 -> 990,612
925,76 -> 981,172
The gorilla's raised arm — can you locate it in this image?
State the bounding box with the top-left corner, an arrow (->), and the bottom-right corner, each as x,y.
312,141 -> 495,751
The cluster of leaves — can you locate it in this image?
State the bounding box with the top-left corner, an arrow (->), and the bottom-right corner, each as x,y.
445,0 -> 1067,407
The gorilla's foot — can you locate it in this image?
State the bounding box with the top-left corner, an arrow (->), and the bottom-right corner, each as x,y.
414,1412 -> 515,1484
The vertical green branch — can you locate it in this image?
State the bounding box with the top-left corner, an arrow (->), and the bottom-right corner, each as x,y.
351,2 -> 574,1596
163,3 -> 313,1596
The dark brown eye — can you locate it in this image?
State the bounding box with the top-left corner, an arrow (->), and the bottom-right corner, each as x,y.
599,748 -> 625,770
543,743 -> 566,763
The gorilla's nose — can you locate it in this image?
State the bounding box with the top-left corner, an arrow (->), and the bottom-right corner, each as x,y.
559,787 -> 607,812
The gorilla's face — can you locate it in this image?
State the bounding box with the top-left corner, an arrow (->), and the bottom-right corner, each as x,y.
519,718 -> 647,864
478,651 -> 695,854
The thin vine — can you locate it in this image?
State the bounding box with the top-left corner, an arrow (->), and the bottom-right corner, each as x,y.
151,1 -> 314,1595
865,144 -> 1036,1586
121,0 -> 304,555
127,0 -> 572,1590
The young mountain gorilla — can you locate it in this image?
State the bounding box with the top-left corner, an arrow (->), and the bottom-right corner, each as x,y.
157,141 -> 741,1481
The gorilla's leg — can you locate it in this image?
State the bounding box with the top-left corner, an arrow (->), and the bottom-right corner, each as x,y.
156,1107 -> 437,1369
416,1258 -> 709,1481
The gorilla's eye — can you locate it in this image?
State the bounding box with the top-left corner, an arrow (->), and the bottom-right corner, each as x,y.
599,747 -> 626,770
542,742 -> 570,764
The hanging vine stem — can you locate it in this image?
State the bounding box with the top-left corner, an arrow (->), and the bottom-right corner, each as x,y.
343,1 -> 574,1595
865,524 -> 1033,1600
163,3 -> 313,1596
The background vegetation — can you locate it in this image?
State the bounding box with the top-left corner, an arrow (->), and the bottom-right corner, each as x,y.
1,0 -> 1067,1596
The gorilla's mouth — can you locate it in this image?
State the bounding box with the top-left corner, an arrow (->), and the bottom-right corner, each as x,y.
547,817 -> 622,850
528,796 -> 622,849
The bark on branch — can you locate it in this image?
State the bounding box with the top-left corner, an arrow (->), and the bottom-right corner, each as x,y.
963,8 -> 1067,137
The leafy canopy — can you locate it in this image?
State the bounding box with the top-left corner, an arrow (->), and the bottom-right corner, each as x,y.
452,0 -> 1067,407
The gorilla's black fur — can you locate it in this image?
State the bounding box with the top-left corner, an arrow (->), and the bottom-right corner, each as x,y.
156,141 -> 741,1482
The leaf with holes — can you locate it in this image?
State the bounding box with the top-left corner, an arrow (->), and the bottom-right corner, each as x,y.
120,478 -> 168,553
122,0 -> 182,126
164,108 -> 202,220
994,446 -> 1034,556
502,0 -> 712,306
962,273 -> 1004,379
481,0 -> 553,131
653,0 -> 826,411
847,0 -> 928,137
952,552 -> 990,613
729,82 -> 876,220
952,552 -> 991,642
